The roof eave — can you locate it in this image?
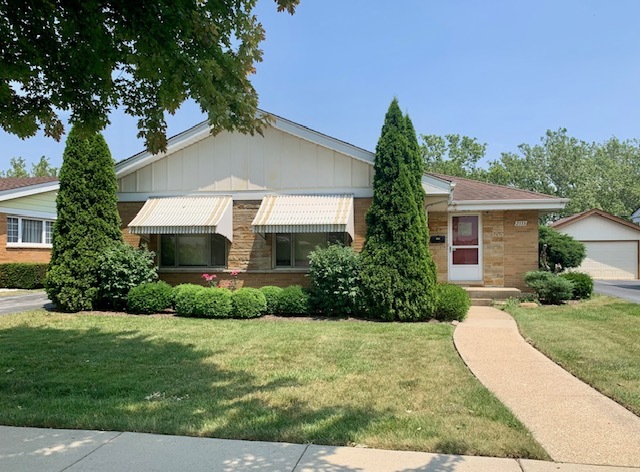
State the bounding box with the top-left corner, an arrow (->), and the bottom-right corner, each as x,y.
449,198 -> 568,211
0,181 -> 59,202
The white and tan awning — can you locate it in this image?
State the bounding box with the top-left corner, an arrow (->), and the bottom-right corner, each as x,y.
252,195 -> 354,238
128,196 -> 233,241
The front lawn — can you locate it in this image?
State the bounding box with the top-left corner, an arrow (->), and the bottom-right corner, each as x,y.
0,311 -> 547,459
510,297 -> 640,416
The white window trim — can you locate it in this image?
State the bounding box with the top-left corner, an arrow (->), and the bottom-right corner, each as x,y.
6,216 -> 54,248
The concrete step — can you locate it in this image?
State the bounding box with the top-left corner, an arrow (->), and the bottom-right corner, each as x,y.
470,298 -> 492,306
464,287 -> 521,300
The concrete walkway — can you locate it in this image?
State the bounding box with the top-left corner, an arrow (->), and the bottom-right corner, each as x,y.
2,426 -> 639,472
454,306 -> 640,468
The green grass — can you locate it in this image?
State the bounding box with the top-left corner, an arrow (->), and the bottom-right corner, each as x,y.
0,289 -> 43,298
511,296 -> 640,416
0,310 -> 547,459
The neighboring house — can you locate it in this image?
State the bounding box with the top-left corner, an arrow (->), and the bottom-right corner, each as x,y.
0,177 -> 58,264
114,111 -> 566,290
551,209 -> 640,280
632,208 -> 640,225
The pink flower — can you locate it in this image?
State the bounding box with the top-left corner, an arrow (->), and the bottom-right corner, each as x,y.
230,270 -> 239,277
202,273 -> 217,282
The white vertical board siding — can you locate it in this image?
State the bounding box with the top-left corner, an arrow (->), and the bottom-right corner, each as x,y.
118,126 -> 373,194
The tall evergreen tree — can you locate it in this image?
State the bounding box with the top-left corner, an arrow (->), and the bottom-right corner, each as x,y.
45,127 -> 123,312
359,99 -> 437,321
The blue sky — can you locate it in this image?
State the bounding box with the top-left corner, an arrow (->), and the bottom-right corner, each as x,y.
2,0 -> 640,170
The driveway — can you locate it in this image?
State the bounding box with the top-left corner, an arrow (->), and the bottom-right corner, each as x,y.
594,280 -> 640,304
0,292 -> 54,315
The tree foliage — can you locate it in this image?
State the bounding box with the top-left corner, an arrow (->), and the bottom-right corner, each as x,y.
538,225 -> 586,272
0,0 -> 299,153
45,126 -> 123,312
359,99 -> 437,321
0,156 -> 58,178
420,128 -> 640,221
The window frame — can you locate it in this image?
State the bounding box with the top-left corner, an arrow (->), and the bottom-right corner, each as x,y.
272,232 -> 349,269
6,216 -> 54,248
159,233 -> 228,269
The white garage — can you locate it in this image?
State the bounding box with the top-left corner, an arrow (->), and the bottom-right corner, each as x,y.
551,209 -> 640,280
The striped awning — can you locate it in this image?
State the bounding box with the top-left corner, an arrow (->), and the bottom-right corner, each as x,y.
128,196 -> 233,241
252,195 -> 354,238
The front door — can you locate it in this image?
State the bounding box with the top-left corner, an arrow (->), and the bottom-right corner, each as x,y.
449,214 -> 482,282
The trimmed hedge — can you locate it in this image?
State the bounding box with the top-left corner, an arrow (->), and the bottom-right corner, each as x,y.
231,288 -> 267,318
260,286 -> 283,314
127,281 -> 174,314
524,271 -> 574,305
278,285 -> 310,315
0,263 -> 48,289
434,283 -> 470,322
560,272 -> 593,300
174,285 -> 233,318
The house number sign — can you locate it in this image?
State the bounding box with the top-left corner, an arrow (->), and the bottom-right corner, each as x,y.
514,221 -> 528,227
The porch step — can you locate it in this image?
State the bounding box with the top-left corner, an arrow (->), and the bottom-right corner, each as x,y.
464,287 -> 521,301
470,298 -> 492,306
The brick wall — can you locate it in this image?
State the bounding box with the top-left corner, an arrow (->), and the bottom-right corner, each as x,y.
482,211 -> 505,287
427,211 -> 448,283
504,210 -> 539,290
0,213 -> 51,264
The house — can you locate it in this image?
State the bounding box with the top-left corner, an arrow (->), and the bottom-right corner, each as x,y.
551,209 -> 640,280
632,208 -> 640,225
114,111 -> 566,290
0,177 -> 58,264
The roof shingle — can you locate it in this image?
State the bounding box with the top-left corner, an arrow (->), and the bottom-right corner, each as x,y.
427,173 -> 560,201
0,177 -> 58,192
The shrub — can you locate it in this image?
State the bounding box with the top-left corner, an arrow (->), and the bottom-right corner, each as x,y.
560,272 -> 593,300
127,281 -> 174,314
524,271 -> 574,305
232,288 -> 267,318
174,285 -> 232,318
434,284 -> 470,321
308,244 -> 362,316
45,127 -> 123,312
0,263 -> 48,289
260,286 -> 283,314
539,225 -> 586,272
95,243 -> 157,310
278,285 -> 310,315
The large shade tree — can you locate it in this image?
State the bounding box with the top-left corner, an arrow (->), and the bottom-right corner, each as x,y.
45,126 -> 123,312
0,0 -> 299,153
359,99 -> 437,321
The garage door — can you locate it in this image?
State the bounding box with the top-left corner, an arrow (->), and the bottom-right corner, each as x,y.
578,241 -> 638,279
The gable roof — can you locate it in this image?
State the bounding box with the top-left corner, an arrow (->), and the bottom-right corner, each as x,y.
551,208 -> 640,233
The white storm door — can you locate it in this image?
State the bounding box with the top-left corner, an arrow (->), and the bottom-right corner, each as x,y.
449,214 -> 482,282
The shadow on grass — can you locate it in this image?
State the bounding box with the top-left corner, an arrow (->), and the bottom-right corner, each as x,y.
0,325 -> 381,446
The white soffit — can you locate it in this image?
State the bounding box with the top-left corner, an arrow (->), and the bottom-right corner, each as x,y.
252,194 -> 355,238
128,196 -> 233,241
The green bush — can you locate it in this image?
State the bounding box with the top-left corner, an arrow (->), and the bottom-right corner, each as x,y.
231,288 -> 267,318
539,225 -> 586,272
174,285 -> 232,318
524,271 -> 574,305
127,281 -> 174,314
308,244 -> 362,316
560,272 -> 593,300
260,286 -> 282,314
278,285 -> 310,315
0,263 -> 48,289
434,283 -> 470,321
95,243 -> 157,310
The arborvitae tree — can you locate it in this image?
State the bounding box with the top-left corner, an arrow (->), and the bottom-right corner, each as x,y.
45,127 -> 123,312
359,99 -> 437,321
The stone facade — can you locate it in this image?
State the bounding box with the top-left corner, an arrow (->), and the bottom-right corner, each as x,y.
0,212 -> 52,264
117,200 -> 539,290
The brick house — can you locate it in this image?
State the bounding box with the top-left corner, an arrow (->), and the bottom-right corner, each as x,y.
0,177 -> 58,265
114,112 -> 566,291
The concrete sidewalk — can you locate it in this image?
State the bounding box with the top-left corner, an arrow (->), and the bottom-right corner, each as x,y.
2,426 -> 639,472
454,306 -> 640,468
